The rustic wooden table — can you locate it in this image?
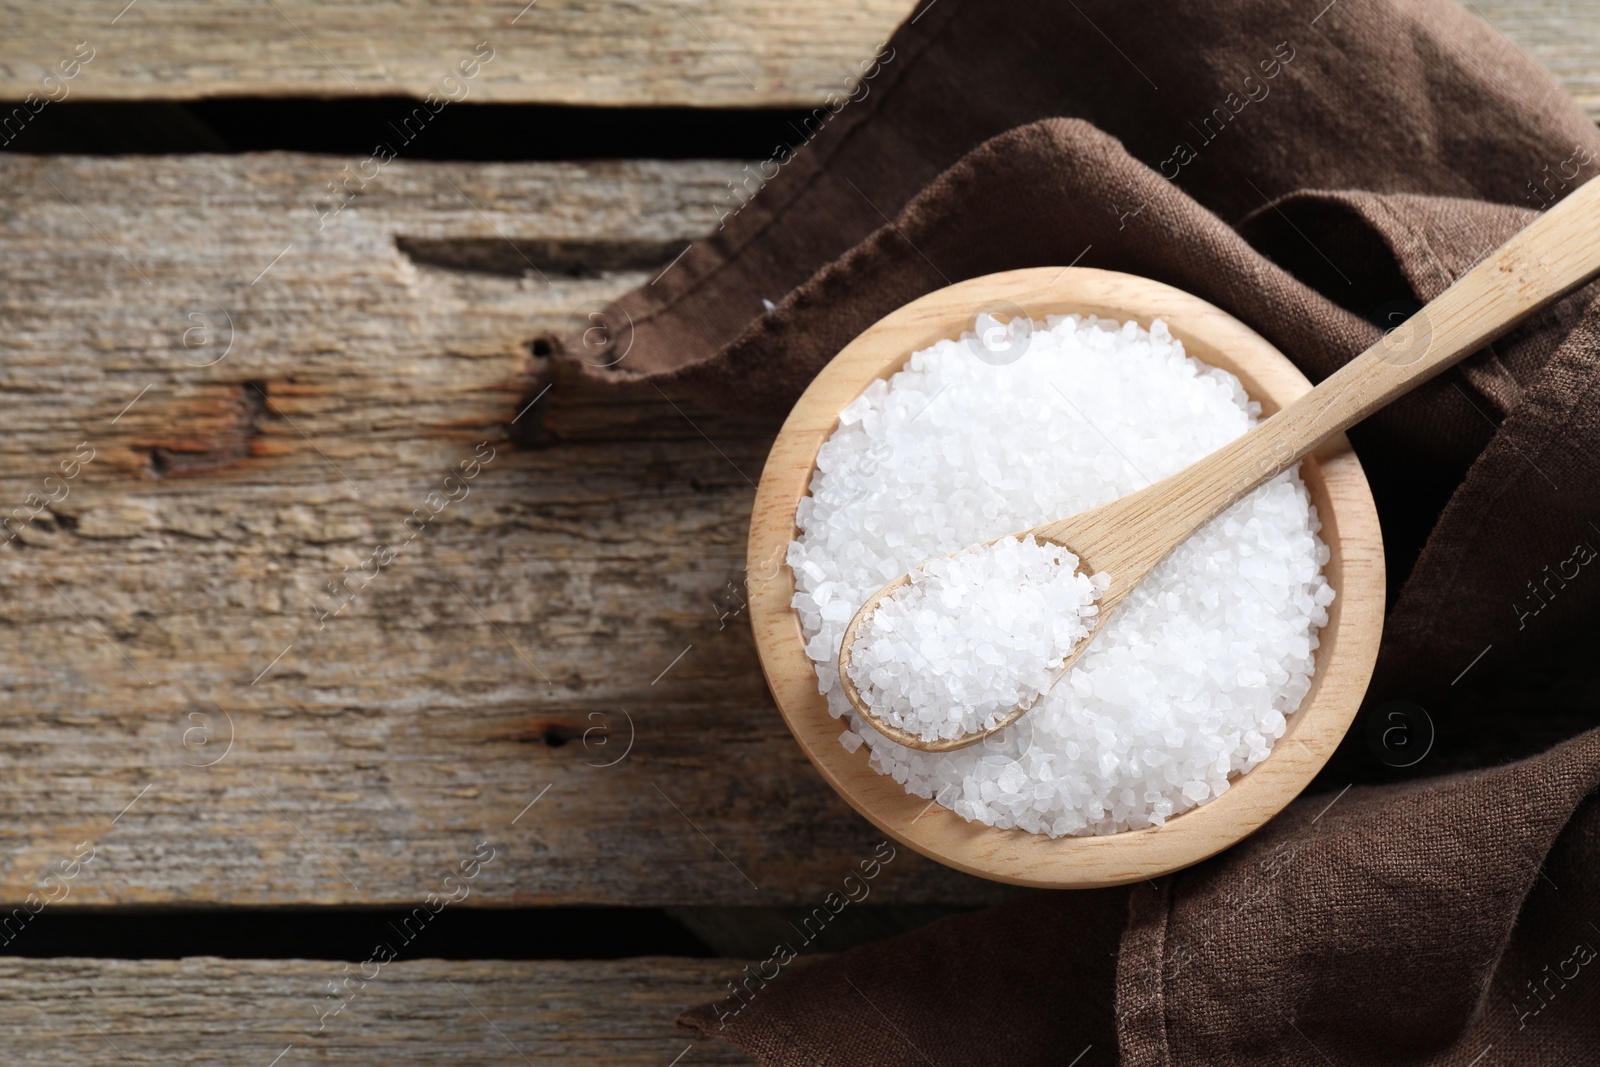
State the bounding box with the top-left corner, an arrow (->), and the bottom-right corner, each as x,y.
0,2 -> 1594,1063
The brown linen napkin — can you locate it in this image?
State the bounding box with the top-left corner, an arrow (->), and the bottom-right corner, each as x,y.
554,0 -> 1600,1061
679,731 -> 1600,1066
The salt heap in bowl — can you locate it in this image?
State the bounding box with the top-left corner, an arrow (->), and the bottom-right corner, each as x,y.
787,313 -> 1334,837
845,535 -> 1105,744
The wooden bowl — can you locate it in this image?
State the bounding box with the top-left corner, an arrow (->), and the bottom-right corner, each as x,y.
746,267 -> 1385,888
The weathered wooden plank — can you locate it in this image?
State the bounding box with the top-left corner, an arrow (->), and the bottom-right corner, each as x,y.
1477,0 -> 1600,118
0,2 -> 1592,116
0,0 -> 908,107
0,152 -> 1012,909
0,957 -> 752,1065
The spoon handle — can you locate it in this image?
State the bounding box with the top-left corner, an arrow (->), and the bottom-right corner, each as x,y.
1041,174 -> 1600,580
1264,172 -> 1600,452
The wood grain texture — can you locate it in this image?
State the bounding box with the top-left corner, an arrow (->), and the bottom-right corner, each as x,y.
0,2 -> 1588,113
0,957 -> 752,1065
750,268 -> 1385,887
0,0 -> 907,107
1477,0 -> 1600,118
0,152 -> 1010,908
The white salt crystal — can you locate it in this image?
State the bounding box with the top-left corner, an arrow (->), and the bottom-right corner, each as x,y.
788,314 -> 1333,837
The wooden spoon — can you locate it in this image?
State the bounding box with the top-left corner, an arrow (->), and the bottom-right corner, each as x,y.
839,174 -> 1600,752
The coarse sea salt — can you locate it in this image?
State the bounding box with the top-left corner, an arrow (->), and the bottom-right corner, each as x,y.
789,313 -> 1334,837
846,535 -> 1105,743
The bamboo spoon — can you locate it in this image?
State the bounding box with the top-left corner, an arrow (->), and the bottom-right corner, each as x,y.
839,174 -> 1600,753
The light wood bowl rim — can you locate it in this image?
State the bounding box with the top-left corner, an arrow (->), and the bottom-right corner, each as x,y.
746,267 -> 1385,889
